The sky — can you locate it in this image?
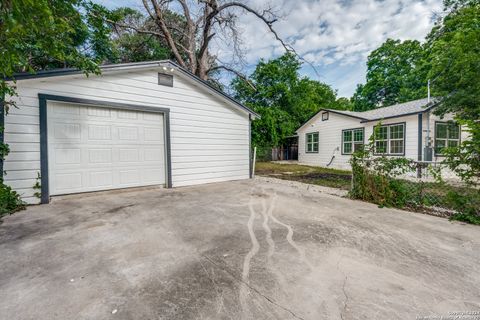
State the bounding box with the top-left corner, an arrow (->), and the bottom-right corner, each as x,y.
96,0 -> 443,98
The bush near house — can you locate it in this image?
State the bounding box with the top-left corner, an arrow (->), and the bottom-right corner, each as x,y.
0,183 -> 25,221
349,125 -> 480,224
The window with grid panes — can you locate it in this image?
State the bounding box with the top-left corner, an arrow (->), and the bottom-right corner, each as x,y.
374,123 -> 404,155
435,122 -> 460,155
342,128 -> 364,154
306,132 -> 319,153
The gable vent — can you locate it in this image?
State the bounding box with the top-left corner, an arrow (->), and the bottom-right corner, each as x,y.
158,73 -> 173,87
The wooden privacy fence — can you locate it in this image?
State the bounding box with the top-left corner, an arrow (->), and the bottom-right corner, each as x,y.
270,145 -> 298,161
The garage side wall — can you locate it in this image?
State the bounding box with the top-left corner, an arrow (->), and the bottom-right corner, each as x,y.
3,69 -> 250,204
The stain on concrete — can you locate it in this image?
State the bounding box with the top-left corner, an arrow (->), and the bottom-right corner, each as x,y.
0,179 -> 479,319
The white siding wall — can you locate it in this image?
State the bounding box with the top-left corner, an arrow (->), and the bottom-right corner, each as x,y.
3,68 -> 250,204
297,112 -> 362,170
363,114 -> 420,160
421,112 -> 468,162
297,110 -> 470,177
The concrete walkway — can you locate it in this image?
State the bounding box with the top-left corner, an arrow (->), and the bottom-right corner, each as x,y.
0,179 -> 479,319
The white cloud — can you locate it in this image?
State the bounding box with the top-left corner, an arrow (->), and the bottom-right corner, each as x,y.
217,0 -> 443,96
97,0 -> 443,97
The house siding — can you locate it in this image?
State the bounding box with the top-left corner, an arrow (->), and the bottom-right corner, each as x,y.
363,114 -> 418,158
297,112 -> 362,170
3,69 -> 250,204
297,110 -> 468,175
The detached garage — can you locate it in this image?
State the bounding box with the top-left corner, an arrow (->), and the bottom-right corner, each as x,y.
1,60 -> 258,204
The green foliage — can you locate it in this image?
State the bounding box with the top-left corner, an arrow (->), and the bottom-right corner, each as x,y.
0,0 -> 102,215
0,0 -> 100,76
0,183 -> 25,221
352,39 -> 428,111
426,3 -> 480,189
232,53 -> 347,147
33,172 -> 41,199
352,2 -> 479,193
351,124 -> 480,224
446,190 -> 480,224
349,124 -> 418,207
426,4 -> 480,121
86,5 -> 183,64
440,120 -> 480,185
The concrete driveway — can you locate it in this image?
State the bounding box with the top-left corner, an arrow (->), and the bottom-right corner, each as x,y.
1,178 -> 479,320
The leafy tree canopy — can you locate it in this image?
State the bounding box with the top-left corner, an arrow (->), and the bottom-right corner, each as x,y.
427,3 -> 480,121
86,5 -> 182,64
427,2 -> 480,184
232,53 -> 348,147
352,39 -> 427,111
0,0 -> 101,105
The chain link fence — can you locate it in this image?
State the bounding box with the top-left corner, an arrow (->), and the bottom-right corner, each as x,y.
351,160 -> 480,219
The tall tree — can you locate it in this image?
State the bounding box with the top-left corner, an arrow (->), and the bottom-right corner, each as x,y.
427,3 -> 480,120
90,0 -> 301,81
427,1 -> 480,184
232,54 -> 344,147
87,5 -> 184,64
1,0 -> 103,213
352,39 -> 428,111
0,0 -> 105,110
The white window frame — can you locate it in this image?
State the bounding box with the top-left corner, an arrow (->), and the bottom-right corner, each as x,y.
305,132 -> 319,153
342,128 -> 364,154
435,121 -> 460,156
374,123 -> 405,156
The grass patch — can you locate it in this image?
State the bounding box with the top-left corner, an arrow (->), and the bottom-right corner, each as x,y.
255,162 -> 352,190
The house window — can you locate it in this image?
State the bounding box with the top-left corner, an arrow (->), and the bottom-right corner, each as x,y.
306,132 -> 319,153
322,112 -> 329,121
435,122 -> 460,155
374,123 -> 405,155
342,128 -> 364,154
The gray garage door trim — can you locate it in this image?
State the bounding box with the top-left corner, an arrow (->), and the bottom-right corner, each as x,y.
38,93 -> 172,204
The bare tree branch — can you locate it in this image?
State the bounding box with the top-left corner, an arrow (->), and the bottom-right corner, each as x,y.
147,0 -> 187,68
176,0 -> 197,71
208,65 -> 256,91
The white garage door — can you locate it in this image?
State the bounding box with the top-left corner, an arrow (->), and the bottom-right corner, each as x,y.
47,101 -> 166,195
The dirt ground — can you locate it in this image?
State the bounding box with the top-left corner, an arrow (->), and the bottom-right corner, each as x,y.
0,178 -> 479,319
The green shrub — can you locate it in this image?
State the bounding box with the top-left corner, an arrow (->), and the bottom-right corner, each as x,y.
0,182 -> 26,220
445,190 -> 480,225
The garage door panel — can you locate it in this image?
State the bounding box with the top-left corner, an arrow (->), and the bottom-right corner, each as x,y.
53,123 -> 81,140
88,124 -> 112,140
118,148 -> 140,162
88,148 -> 112,163
54,148 -> 81,164
48,101 -> 166,195
89,171 -> 113,188
118,127 -> 139,140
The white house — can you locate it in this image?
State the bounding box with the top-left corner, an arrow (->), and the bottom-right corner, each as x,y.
0,60 -> 258,204
296,98 -> 466,171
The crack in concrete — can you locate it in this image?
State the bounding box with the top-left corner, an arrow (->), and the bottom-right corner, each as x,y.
340,275 -> 349,320
202,254 -> 306,320
337,253 -> 350,320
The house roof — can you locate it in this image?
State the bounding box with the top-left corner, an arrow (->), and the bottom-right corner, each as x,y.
7,60 -> 259,118
330,98 -> 438,122
297,97 -> 438,131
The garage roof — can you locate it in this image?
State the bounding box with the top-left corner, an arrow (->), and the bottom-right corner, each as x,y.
8,60 -> 259,118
